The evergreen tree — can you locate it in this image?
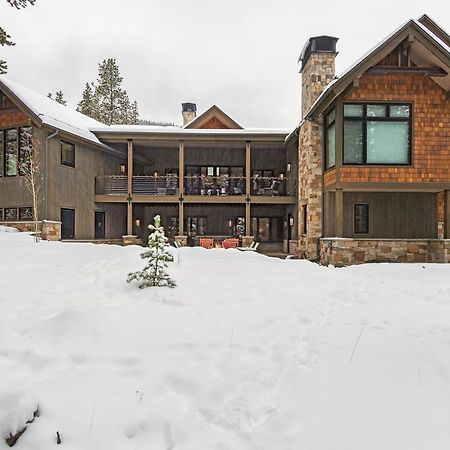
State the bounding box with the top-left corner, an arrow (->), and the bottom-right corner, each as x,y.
127,215 -> 176,289
47,91 -> 67,105
94,58 -> 139,125
77,82 -> 99,119
1,0 -> 36,74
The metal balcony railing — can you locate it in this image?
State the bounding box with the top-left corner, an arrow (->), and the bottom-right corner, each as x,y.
95,175 -> 289,197
184,175 -> 246,196
95,175 -> 179,196
251,176 -> 287,196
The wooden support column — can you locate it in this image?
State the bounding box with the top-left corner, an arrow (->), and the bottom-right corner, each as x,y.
245,141 -> 251,236
335,188 -> 344,238
178,140 -> 185,236
127,139 -> 133,236
445,190 -> 450,239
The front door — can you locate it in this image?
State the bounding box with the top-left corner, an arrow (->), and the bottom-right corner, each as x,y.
95,211 -> 105,239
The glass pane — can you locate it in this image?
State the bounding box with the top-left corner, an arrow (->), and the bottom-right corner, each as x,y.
258,218 -> 270,242
344,120 -> 364,164
5,128 -> 17,141
367,104 -> 387,117
344,104 -> 363,117
367,121 -> 409,164
326,123 -> 336,168
19,127 -> 32,176
5,208 -> 18,221
0,130 -> 3,178
0,208 -> 3,220
61,142 -> 75,167
326,109 -> 335,125
390,105 -> 410,118
5,140 -> 18,176
19,207 -> 33,220
354,204 -> 369,234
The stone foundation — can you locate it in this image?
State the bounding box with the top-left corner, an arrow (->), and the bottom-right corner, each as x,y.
41,220 -> 61,241
320,238 -> 450,267
0,220 -> 61,241
122,235 -> 142,246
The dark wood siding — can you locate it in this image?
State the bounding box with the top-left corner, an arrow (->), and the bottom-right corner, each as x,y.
343,192 -> 437,238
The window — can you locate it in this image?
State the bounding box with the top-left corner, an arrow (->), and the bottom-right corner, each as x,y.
61,208 -> 75,239
325,108 -> 336,169
0,208 -> 3,221
185,217 -> 207,236
4,207 -> 18,221
343,103 -> 411,165
61,141 -> 75,167
19,207 -> 33,220
251,217 -> 282,242
167,217 -> 179,237
5,128 -> 18,176
302,204 -> 308,235
0,126 -> 32,177
354,204 -> 369,234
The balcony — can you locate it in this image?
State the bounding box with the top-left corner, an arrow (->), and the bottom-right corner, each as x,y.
95,175 -> 289,198
184,175 -> 245,196
95,175 -> 179,196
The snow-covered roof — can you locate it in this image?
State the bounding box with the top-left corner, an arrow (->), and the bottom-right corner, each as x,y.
0,77 -> 105,145
304,16 -> 450,119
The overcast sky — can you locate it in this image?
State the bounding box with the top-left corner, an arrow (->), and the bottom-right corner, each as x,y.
2,0 -> 449,128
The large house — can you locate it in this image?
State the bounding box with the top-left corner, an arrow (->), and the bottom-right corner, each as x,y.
0,14 -> 449,264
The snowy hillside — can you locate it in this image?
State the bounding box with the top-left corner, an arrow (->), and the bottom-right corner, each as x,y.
1,231 -> 450,449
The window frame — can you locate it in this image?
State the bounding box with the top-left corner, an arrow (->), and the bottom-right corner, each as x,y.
343,102 -> 412,166
61,207 -> 75,239
1,126 -> 33,177
60,140 -> 76,168
302,204 -> 308,236
353,203 -> 370,235
324,108 -> 336,170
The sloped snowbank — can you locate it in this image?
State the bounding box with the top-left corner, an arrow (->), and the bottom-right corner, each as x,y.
0,232 -> 450,449
0,225 -> 19,233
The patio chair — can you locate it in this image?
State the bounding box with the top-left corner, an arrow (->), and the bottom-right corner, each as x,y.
237,242 -> 260,252
200,238 -> 214,249
222,238 -> 239,249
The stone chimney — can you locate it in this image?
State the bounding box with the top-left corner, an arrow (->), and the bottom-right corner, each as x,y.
300,36 -> 338,119
297,36 -> 338,261
182,102 -> 197,126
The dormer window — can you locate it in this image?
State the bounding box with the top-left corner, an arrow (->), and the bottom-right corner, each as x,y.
343,103 -> 411,165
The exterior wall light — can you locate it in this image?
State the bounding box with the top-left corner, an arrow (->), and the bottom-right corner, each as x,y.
135,219 -> 141,227
287,163 -> 291,173
120,164 -> 126,174
289,216 -> 294,227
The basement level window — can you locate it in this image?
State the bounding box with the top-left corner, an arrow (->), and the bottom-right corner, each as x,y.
354,203 -> 369,234
343,103 -> 411,165
61,141 -> 75,167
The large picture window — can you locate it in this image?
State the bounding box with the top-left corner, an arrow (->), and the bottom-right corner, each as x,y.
343,103 -> 411,165
324,108 -> 336,170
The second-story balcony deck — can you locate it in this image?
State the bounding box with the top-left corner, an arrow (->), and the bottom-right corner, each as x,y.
96,175 -> 289,197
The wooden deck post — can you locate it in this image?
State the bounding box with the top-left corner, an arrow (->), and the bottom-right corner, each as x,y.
445,190 -> 450,239
178,140 -> 185,236
245,141 -> 251,236
335,188 -> 344,238
127,139 -> 133,236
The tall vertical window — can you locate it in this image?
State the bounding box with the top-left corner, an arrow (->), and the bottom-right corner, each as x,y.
1,126 -> 33,177
324,108 -> 336,169
302,204 -> 308,235
61,141 -> 75,167
343,103 -> 411,165
354,204 -> 369,234
0,92 -> 7,109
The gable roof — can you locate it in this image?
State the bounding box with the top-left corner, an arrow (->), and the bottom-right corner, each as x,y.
305,16 -> 450,120
0,77 -> 105,145
184,105 -> 243,129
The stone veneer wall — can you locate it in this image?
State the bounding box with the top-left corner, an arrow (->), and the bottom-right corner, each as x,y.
0,220 -> 61,241
298,52 -> 336,261
320,238 -> 450,267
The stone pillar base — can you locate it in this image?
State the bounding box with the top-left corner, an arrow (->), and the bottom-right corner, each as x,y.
175,235 -> 188,247
241,236 -> 254,247
41,220 -> 61,241
122,235 -> 140,246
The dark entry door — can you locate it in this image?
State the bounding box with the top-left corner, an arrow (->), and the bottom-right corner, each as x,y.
61,208 -> 75,239
95,211 -> 105,239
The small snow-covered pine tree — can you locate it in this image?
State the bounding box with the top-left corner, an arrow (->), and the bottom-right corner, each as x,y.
127,215 -> 176,289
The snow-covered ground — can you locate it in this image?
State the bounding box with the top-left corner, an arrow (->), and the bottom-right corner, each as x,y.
1,230 -> 450,449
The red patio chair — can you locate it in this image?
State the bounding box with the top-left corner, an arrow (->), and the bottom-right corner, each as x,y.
200,238 -> 214,249
222,238 -> 239,249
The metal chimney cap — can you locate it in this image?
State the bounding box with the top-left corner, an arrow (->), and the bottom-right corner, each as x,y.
182,102 -> 197,112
